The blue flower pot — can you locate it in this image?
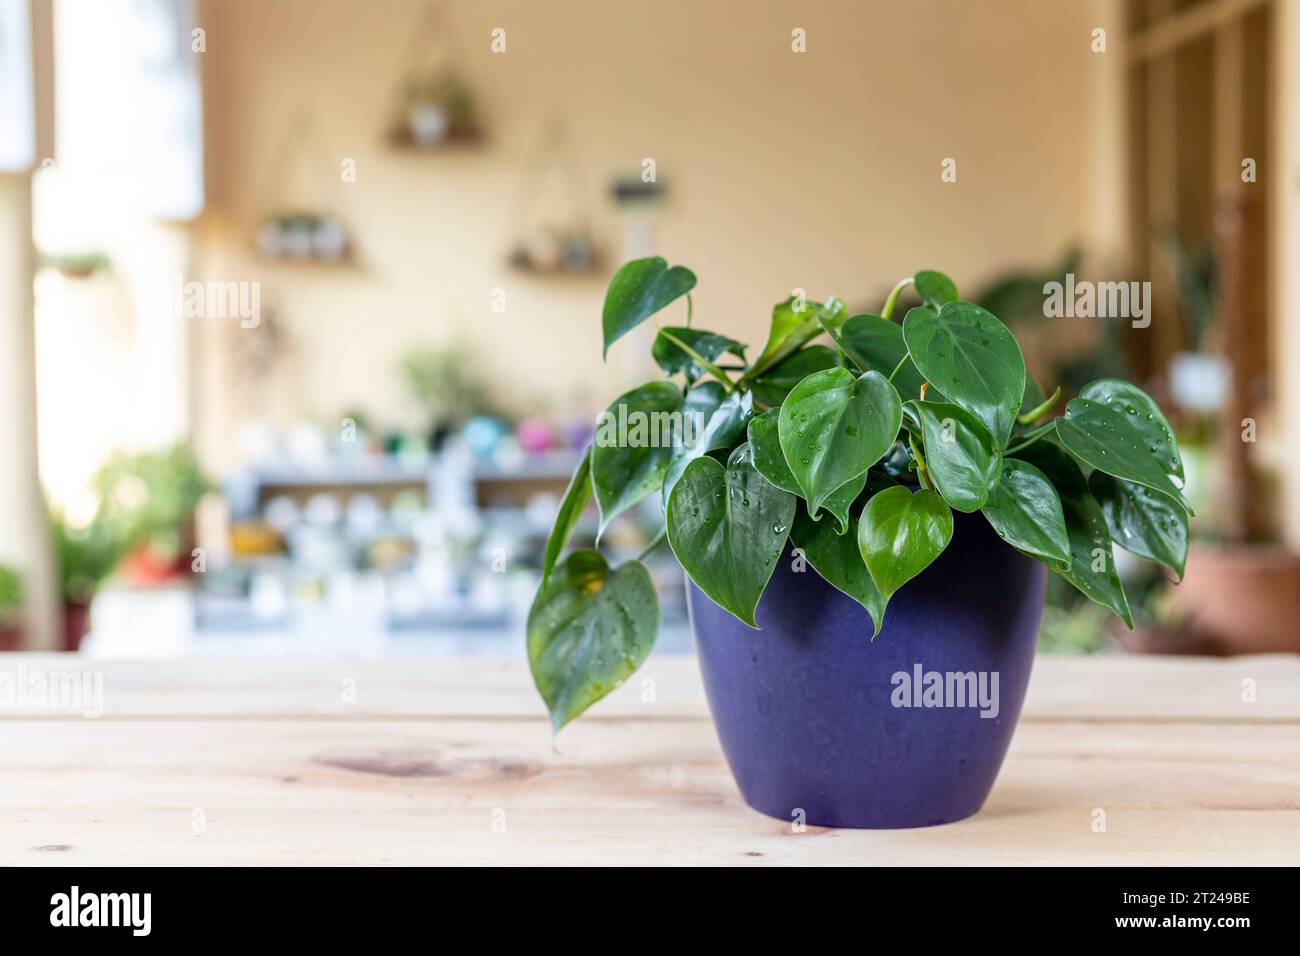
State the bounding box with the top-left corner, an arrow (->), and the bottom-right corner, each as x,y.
687,509 -> 1046,829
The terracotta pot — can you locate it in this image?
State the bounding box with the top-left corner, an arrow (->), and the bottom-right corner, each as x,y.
1169,543 -> 1300,654
0,622 -> 22,652
62,601 -> 91,652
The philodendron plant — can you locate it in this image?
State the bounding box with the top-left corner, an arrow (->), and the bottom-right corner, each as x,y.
529,257 -> 1191,731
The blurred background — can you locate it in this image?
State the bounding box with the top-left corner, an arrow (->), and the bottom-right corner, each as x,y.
0,0 -> 1295,659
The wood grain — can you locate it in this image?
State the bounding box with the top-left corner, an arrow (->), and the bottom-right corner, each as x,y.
1,653 -> 1297,865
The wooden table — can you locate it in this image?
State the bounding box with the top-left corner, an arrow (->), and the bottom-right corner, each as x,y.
2,653 -> 1297,865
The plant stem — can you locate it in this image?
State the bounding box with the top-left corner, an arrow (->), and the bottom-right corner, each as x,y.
659,329 -> 734,392
635,526 -> 667,562
1004,421 -> 1057,455
1017,385 -> 1062,425
881,277 -> 914,321
887,352 -> 911,384
684,293 -> 693,328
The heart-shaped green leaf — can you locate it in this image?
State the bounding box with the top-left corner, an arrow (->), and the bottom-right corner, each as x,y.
666,443 -> 796,627
1090,471 -> 1188,579
1055,398 -> 1192,513
914,270 -> 959,309
980,458 -> 1070,566
912,400 -> 1001,513
857,485 -> 953,600
662,384 -> 752,503
747,409 -> 862,534
791,490 -> 890,637
1079,378 -> 1184,481
527,550 -> 659,732
749,345 -> 839,407
602,257 -> 696,357
778,367 -> 901,516
1012,442 -> 1132,627
838,313 -> 928,400
591,381 -> 684,536
541,446 -> 591,584
652,326 -> 745,383
903,301 -> 1026,446
743,296 -> 846,382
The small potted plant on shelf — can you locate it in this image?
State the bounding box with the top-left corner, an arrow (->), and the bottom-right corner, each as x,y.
527,257 -> 1192,828
398,71 -> 478,147
0,564 -> 24,651
52,511 -> 131,652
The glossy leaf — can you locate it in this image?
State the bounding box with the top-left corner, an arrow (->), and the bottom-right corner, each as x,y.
1090,471 -> 1188,579
914,269 -> 959,309
749,345 -> 839,407
662,384 -> 752,503
747,409 -> 863,534
591,381 -> 683,537
1013,442 -> 1132,626
1079,378 -> 1184,481
665,443 -> 796,627
912,400 -> 1001,513
652,326 -> 745,383
1055,398 -> 1192,513
838,313 -> 928,400
743,296 -> 846,382
857,485 -> 953,600
541,446 -> 591,584
902,301 -> 1026,446
980,458 -> 1070,567
527,550 -> 659,732
778,368 -> 901,516
602,257 -> 696,357
792,497 -> 887,637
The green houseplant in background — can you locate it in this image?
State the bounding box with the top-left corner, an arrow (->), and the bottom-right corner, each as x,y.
0,564 -> 24,650
52,511 -> 132,651
528,258 -> 1193,733
92,443 -> 211,583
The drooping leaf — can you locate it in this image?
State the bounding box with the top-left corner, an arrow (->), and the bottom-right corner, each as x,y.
1090,471 -> 1188,579
857,485 -> 953,600
541,446 -> 591,584
665,443 -> 796,627
652,326 -> 745,383
1012,441 -> 1132,626
1078,378 -> 1184,481
980,458 -> 1070,567
838,313 -> 928,400
914,269 -> 959,309
911,400 -> 1001,513
791,496 -> 887,637
743,296 -> 846,382
527,550 -> 659,732
602,257 -> 696,357
591,380 -> 683,536
902,301 -> 1026,446
749,345 -> 839,407
1055,398 -> 1192,513
662,384 -> 752,503
778,367 -> 901,516
747,409 -> 863,534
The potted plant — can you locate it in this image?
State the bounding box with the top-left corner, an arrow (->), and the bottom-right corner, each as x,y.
52,511 -> 131,651
402,71 -> 477,146
0,564 -> 23,651
92,443 -> 211,585
526,257 -> 1192,828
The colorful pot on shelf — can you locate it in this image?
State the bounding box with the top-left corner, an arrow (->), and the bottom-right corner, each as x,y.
688,509 -> 1046,829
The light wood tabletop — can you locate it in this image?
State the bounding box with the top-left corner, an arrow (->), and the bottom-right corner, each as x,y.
1,653 -> 1297,866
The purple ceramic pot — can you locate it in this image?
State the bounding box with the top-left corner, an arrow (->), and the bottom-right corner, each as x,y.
687,509 -> 1046,829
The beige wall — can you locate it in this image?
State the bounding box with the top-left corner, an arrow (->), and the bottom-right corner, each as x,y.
192,0 -> 1114,468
